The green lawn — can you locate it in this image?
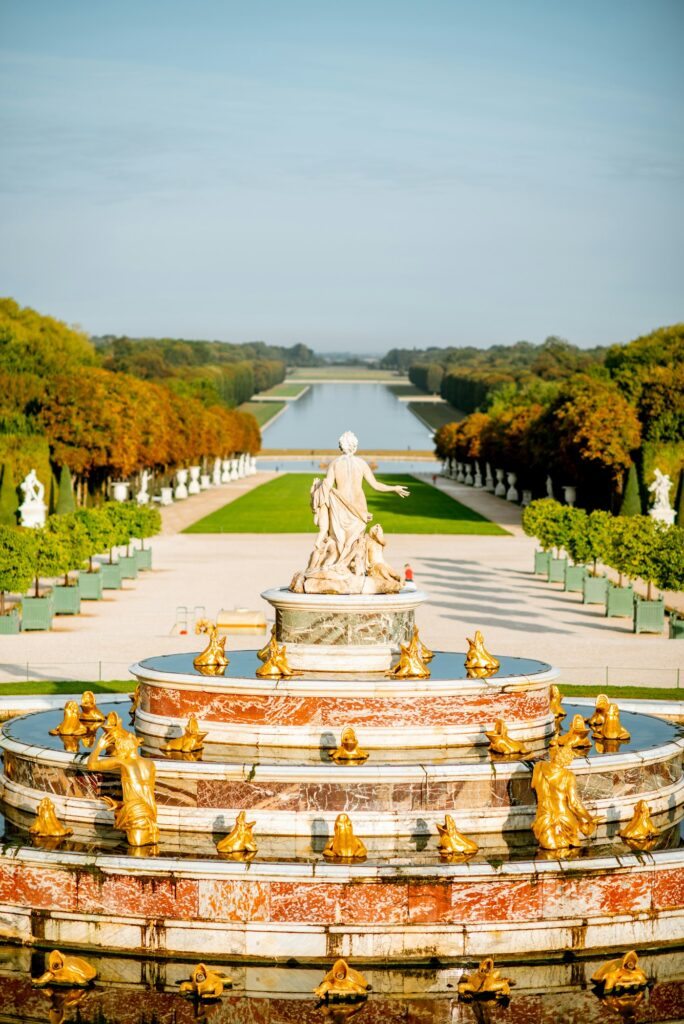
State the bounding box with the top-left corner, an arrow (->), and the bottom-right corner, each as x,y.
560,685 -> 683,702
183,473 -> 507,534
238,400 -> 286,427
408,401 -> 464,431
0,680 -> 136,695
385,383 -> 424,397
261,382 -> 308,398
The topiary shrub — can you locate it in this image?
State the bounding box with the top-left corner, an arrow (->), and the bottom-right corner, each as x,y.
0,526 -> 36,615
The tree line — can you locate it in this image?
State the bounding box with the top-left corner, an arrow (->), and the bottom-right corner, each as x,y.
0,298 -> 270,505
430,325 -> 683,512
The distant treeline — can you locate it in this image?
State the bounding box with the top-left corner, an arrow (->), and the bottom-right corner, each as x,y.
95,336 -> 322,408
1,300 -> 303,505
428,326 -> 684,513
384,337 -> 604,412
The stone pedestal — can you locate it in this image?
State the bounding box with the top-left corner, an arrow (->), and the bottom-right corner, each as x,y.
175,468 -> 189,499
494,468 -> 506,496
261,586 -> 428,672
188,466 -> 201,495
18,500 -> 46,529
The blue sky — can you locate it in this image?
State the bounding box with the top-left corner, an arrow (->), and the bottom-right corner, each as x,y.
1,0 -> 682,352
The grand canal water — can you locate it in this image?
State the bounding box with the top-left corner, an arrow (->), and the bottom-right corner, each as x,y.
261,382 -> 434,450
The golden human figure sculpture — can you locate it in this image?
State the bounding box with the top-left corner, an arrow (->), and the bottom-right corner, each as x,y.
161,714 -> 207,754
216,810 -> 258,855
129,683 -> 140,721
313,959 -> 370,1001
464,631 -> 499,672
386,629 -> 430,679
33,950 -> 97,987
79,690 -> 105,724
557,713 -> 591,751
86,718 -> 159,848
531,743 -> 600,850
485,719 -> 530,757
256,636 -> 297,678
257,624 -> 276,662
457,958 -> 513,1000
619,800 -> 660,845
331,726 -> 368,764
179,964 -> 232,999
322,813 -> 367,860
193,619 -> 229,671
586,693 -> 610,729
50,701 -> 87,737
29,797 -> 73,839
549,684 -> 566,720
600,704 -> 631,742
436,814 -> 478,857
591,951 -> 648,992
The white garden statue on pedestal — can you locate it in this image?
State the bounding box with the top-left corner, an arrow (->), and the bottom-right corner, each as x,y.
19,469 -> 47,528
648,468 -> 675,526
136,470 -> 150,505
290,431 -> 409,596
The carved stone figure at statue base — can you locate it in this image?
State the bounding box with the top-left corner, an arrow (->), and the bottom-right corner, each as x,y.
290,432 -> 408,596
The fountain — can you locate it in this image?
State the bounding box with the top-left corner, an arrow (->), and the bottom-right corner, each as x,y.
1,430 -> 683,979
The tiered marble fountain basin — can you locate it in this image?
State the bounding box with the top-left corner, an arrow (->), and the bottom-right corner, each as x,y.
3,703 -> 683,841
262,587 -> 428,673
1,700 -> 684,959
130,650 -> 558,754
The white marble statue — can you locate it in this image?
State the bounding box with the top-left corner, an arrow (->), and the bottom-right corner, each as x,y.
175,468 -> 189,500
474,461 -> 483,488
221,459 -> 232,483
494,468 -> 506,497
484,462 -> 495,492
212,457 -> 222,487
19,469 -> 47,528
188,466 -> 201,495
136,470 -> 150,505
649,468 -> 675,526
290,431 -> 409,595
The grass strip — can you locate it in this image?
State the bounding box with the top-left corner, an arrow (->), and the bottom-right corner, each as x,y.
238,401 -> 286,427
183,473 -> 507,535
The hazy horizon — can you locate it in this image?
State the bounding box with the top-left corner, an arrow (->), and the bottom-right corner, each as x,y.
1,1 -> 682,353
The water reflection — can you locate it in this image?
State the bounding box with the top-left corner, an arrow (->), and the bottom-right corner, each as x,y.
261,383 -> 434,450
1,950 -> 683,1023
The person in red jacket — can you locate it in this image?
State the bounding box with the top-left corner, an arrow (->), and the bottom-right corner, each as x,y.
404,563 -> 414,584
